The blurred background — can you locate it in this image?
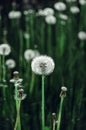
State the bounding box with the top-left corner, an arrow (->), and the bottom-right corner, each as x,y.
0,0 -> 86,130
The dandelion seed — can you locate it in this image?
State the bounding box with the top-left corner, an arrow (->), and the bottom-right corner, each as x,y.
8,11 -> 21,19
54,2 -> 66,11
79,0 -> 86,5
78,31 -> 86,40
45,15 -> 56,24
31,55 -> 55,75
70,6 -> 80,14
6,59 -> 16,69
0,43 -> 11,56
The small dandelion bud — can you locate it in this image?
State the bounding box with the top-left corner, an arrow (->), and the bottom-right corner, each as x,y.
54,2 -> 66,11
60,86 -> 67,97
6,59 -> 16,69
0,43 -> 11,56
14,89 -> 26,100
13,71 -> 19,79
78,31 -> 86,40
45,15 -> 56,25
52,113 -> 56,120
70,6 -> 80,14
31,55 -> 55,75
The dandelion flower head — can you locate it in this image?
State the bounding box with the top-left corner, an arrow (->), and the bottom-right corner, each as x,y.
31,55 -> 55,75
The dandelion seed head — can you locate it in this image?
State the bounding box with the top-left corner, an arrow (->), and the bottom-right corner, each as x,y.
0,43 -> 11,56
24,32 -> 30,39
70,6 -> 80,14
78,31 -> 86,40
31,55 -> 55,75
43,8 -> 54,16
79,0 -> 86,5
8,11 -> 21,19
23,9 -> 34,15
59,14 -> 68,20
45,15 -> 56,24
24,49 -> 35,61
54,2 -> 67,11
6,59 -> 16,69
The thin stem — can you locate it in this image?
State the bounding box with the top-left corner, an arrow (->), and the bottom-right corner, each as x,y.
2,54 -> 6,99
57,97 -> 64,130
14,100 -> 21,130
30,72 -> 35,94
53,119 -> 56,130
14,85 -> 21,130
42,75 -> 45,130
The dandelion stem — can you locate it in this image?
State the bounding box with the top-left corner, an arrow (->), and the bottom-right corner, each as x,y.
30,72 -> 35,94
2,54 -> 6,99
42,75 -> 45,130
14,85 -> 21,130
53,119 -> 56,130
57,97 -> 64,130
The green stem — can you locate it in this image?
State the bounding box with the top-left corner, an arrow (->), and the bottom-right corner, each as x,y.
15,85 -> 21,130
2,54 -> 6,99
57,97 -> 64,130
30,72 -> 35,94
48,25 -> 52,55
42,75 -> 45,130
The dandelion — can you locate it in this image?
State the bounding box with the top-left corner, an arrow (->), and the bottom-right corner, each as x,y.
24,32 -> 30,39
43,8 -> 54,16
59,14 -> 68,20
14,88 -> 26,100
0,43 -> 11,56
31,55 -> 55,130
10,71 -> 26,130
54,2 -> 67,11
23,9 -> 34,16
6,59 -> 16,69
31,55 -> 55,75
70,6 -> 80,14
57,86 -> 67,130
78,31 -> 86,40
36,9 -> 46,16
79,0 -> 86,5
45,15 -> 56,25
8,11 -> 21,19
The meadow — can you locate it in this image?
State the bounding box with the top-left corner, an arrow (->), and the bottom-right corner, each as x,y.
0,0 -> 86,130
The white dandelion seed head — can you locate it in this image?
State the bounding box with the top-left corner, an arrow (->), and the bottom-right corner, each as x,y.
8,11 -> 21,19
23,9 -> 34,15
54,2 -> 67,11
70,6 -> 80,14
61,86 -> 67,92
24,49 -> 35,61
24,32 -> 30,39
59,13 -> 68,20
45,15 -> 56,25
6,59 -> 16,69
43,8 -> 54,16
0,43 -> 11,56
31,55 -> 55,75
79,0 -> 86,5
78,31 -> 86,40
36,9 -> 45,16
